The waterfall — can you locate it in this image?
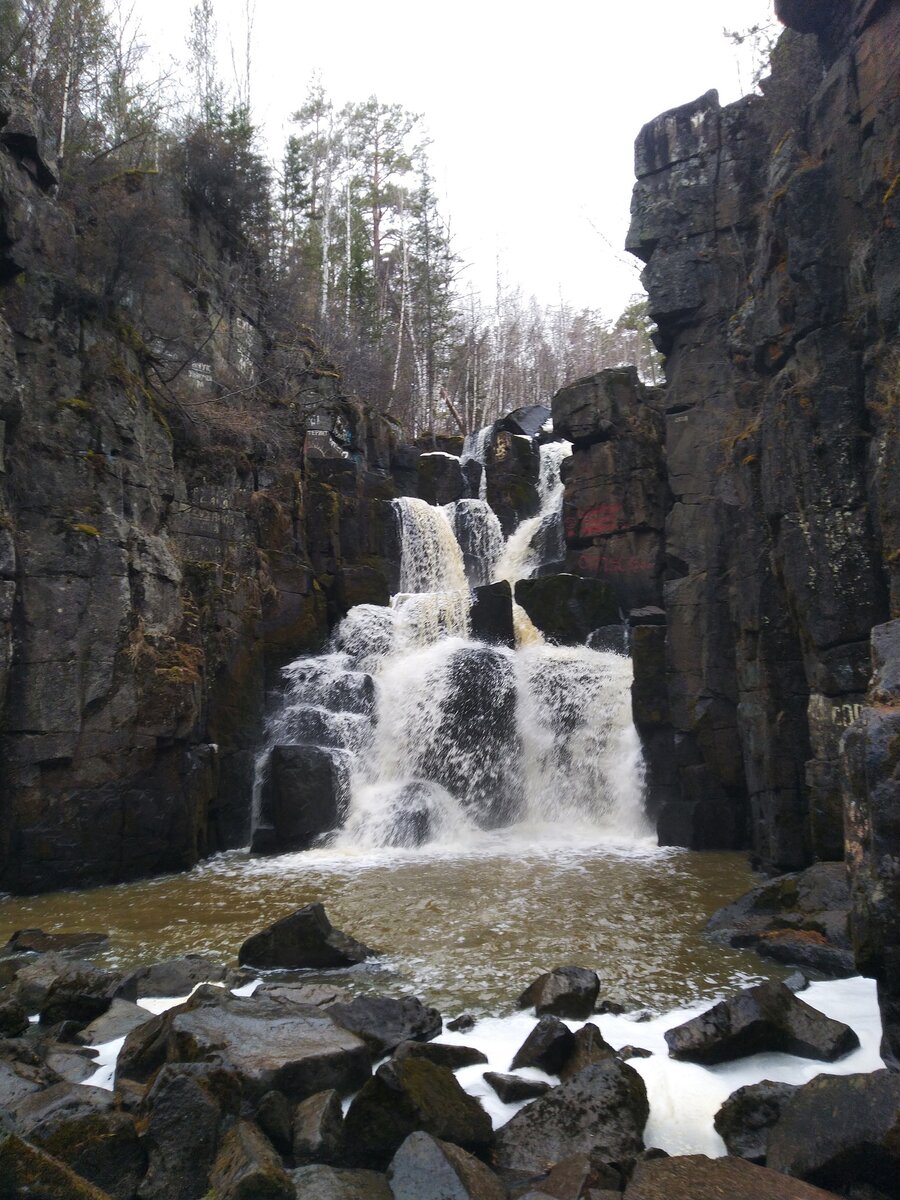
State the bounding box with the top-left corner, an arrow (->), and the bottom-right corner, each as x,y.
253,426 -> 647,856
461,424 -> 492,501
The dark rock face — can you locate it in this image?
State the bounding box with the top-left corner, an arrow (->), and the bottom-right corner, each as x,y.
343,1057 -> 493,1168
0,1129 -> 116,1199
713,1079 -> 798,1164
514,575 -> 619,646
492,1059 -> 648,1175
496,404 -> 551,439
292,1088 -> 345,1165
624,1153 -> 842,1200
509,1015 -> 576,1074
766,1070 -> 900,1195
417,453 -> 466,505
0,97 -> 400,895
388,1131 -> 507,1200
122,954 -> 235,998
485,430 -> 541,536
482,1073 -> 552,1104
392,1041 -> 487,1071
469,581 -> 515,648
208,1118 -> 295,1200
843,619 -> 900,1064
237,903 -> 374,970
253,745 -> 352,855
619,0 -> 898,871
516,966 -> 600,1019
558,1023 -> 617,1082
664,980 -> 859,1065
289,1164 -> 392,1200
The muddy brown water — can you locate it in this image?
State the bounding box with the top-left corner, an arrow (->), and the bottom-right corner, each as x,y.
0,842 -> 785,1016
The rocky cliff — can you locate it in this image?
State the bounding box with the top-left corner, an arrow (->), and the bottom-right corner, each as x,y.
0,90 -> 402,894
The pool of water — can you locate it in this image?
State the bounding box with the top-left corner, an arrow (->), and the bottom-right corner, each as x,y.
0,837 -> 786,1015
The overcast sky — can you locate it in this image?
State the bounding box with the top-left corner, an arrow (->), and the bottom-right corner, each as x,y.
137,0 -> 777,315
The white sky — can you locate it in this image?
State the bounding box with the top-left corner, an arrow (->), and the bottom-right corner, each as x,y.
136,0 -> 777,316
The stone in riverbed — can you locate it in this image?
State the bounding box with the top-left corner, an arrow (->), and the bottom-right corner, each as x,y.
388,1131 -> 507,1200
254,746 -> 352,855
328,995 -> 443,1056
255,1089 -> 293,1155
0,999 -> 28,1038
208,1119 -> 295,1200
765,1069 -> 900,1195
482,1072 -> 552,1103
2,930 -> 110,958
510,1015 -> 576,1074
293,1088 -> 344,1165
517,965 -> 601,1019
392,1040 -> 487,1070
663,980 -> 859,1064
713,1079 -> 799,1164
558,1022 -> 617,1081
289,1164 -> 392,1199
76,998 -> 154,1046
492,1059 -> 648,1175
38,962 -> 137,1029
122,953 -> 238,998
238,902 -> 375,970
344,1057 -> 493,1168
755,930 -> 855,977
0,1130 -> 114,1199
623,1153 -> 845,1199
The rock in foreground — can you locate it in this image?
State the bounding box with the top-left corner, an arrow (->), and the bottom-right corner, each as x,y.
664,981 -> 859,1064
492,1059 -> 648,1175
713,1078 -> 798,1164
388,1131 -> 507,1200
623,1153 -> 843,1199
516,965 -> 600,1018
237,903 -> 375,970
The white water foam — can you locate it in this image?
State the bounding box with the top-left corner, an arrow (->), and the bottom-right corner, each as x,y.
494,440 -> 571,584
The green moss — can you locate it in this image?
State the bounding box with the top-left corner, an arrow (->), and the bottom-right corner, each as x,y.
60,396 -> 93,414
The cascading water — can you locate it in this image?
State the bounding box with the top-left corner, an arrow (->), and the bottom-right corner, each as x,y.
461,424 -> 492,501
254,430 -> 649,855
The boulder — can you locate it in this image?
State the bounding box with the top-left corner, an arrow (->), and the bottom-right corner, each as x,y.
510,1016 -> 576,1074
328,995 -> 442,1056
12,954 -> 101,1012
470,581 -> 516,648
14,1082 -> 144,1200
663,981 -> 859,1064
517,966 -> 600,1019
344,1057 -> 493,1168
618,1046 -> 652,1061
237,903 -> 374,970
253,746 -> 352,855
123,954 -> 236,998
289,1164 -> 392,1199
558,1023 -> 617,1081
514,575 -> 618,645
492,1059 -> 648,1175
552,368 -> 643,445
418,453 -> 466,506
447,1014 -> 475,1032
117,990 -> 372,1103
713,1079 -> 799,1164
388,1131 -> 507,1200
486,429 -> 541,536
0,1130 -> 114,1199
293,1088 -> 344,1165
2,930 -> 109,958
43,1043 -> 100,1085
587,625 -> 630,655
755,931 -> 855,977
38,963 -> 136,1029
497,404 -> 551,438
623,1153 -> 844,1199
766,1069 -> 900,1194
77,999 -> 155,1046
0,999 -> 28,1038
208,1119 -> 295,1200
393,1040 -> 487,1070
137,1063 -> 237,1200
0,1052 -> 62,1110
482,1072 -> 553,1103
535,1151 -> 624,1197
256,1089 -> 293,1155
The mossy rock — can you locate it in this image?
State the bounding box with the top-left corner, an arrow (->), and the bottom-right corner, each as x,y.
0,1131 -> 113,1199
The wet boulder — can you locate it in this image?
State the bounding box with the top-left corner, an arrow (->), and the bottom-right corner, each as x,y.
12,954 -> 102,1012
38,963 -> 136,1029
497,404 -> 551,438
514,575 -> 618,645
0,1130 -> 114,1199
510,1015 -> 576,1074
534,1151 -> 624,1197
0,999 -> 28,1038
137,1063 -> 239,1200
117,990 -> 372,1104
76,999 -> 154,1046
2,930 -> 109,959
755,930 -> 855,977
449,500 -> 503,587
713,1079 -> 799,1164
418,453 -> 467,505
664,981 -> 859,1064
238,902 -> 375,970
0,1046 -> 62,1110
208,1119 -> 295,1200
517,965 -> 600,1019
766,1069 -> 900,1195
122,953 -> 238,998
470,581 -> 515,648
558,1023 -> 617,1081
289,1164 -> 392,1199
388,1131 -> 507,1200
486,430 -> 541,536
393,1041 -> 487,1070
344,1057 -> 493,1168
14,1082 -> 144,1200
43,1044 -> 100,1085
492,1059 -> 648,1175
253,746 -> 352,855
327,995 -> 442,1056
623,1153 -> 844,1199
255,1089 -> 293,1156
482,1072 -> 552,1103
293,1088 -> 344,1165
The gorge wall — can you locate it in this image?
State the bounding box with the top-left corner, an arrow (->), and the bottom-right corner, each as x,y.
0,91 -> 404,894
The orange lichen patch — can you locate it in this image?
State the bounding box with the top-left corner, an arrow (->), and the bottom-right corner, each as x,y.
760,928 -> 829,945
